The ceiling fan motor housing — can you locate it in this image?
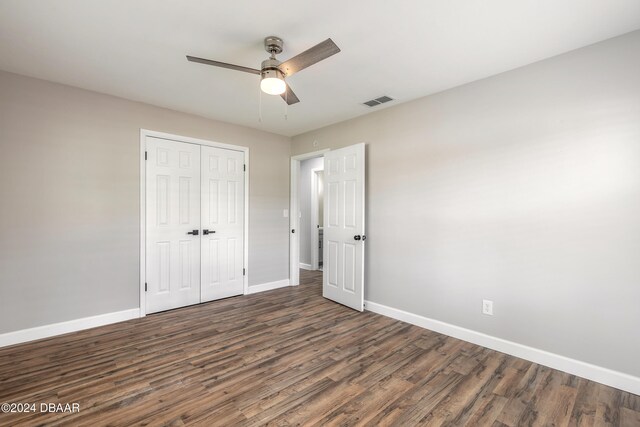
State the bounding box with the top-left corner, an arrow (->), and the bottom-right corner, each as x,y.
261,58 -> 284,80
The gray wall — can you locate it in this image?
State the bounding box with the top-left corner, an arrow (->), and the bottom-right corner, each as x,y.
298,157 -> 324,266
0,70 -> 291,334
292,31 -> 640,377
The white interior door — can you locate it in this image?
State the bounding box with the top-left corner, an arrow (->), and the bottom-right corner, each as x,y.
201,146 -> 245,302
146,137 -> 201,314
323,143 -> 365,311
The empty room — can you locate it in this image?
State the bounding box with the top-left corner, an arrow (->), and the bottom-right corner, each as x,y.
1,1 -> 639,425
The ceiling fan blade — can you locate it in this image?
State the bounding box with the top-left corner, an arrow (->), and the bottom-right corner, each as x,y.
186,55 -> 261,75
278,38 -> 340,77
281,84 -> 300,105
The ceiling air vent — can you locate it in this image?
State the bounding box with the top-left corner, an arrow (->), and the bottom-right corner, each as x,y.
363,95 -> 394,107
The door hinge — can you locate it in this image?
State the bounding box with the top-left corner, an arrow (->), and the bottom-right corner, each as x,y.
243,268 -> 246,276
145,282 -> 148,292
243,164 -> 246,172
145,151 -> 147,160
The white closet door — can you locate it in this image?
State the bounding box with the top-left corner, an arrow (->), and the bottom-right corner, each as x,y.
323,143 -> 365,311
146,137 -> 201,314
201,146 -> 245,302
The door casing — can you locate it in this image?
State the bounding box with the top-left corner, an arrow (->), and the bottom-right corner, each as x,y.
139,129 -> 249,317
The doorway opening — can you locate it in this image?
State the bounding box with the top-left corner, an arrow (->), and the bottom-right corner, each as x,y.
290,143 -> 366,311
289,150 -> 328,286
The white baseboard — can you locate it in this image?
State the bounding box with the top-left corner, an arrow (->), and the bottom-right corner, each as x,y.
299,263 -> 313,270
0,308 -> 140,348
1,280 -> 293,348
246,279 -> 291,294
364,300 -> 640,396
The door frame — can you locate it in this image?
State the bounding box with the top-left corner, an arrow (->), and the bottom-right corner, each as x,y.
289,149 -> 329,286
139,129 -> 250,317
310,167 -> 323,270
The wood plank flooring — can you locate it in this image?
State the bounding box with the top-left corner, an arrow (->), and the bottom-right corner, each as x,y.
0,269 -> 638,426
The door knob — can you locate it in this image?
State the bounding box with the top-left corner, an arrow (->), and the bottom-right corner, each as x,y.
354,235 -> 361,240
187,230 -> 199,235
203,229 -> 215,235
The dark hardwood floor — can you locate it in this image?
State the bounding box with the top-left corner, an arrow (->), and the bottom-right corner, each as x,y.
0,270 -> 638,426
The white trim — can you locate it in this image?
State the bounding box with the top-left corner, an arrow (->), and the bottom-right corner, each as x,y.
142,129 -> 252,152
139,132 -> 146,316
0,309 -> 140,348
299,263 -> 313,270
244,149 -> 250,296
290,149 -> 329,286
139,129 -> 250,317
290,160 -> 300,287
246,279 -> 291,294
364,300 -> 640,395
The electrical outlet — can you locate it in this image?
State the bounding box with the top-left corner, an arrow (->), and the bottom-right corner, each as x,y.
482,299 -> 494,316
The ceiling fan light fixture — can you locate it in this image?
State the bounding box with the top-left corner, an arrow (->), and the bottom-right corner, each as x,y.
260,68 -> 286,95
187,36 -> 340,105
260,77 -> 286,95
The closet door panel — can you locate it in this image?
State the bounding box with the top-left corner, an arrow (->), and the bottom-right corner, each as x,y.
201,146 -> 244,301
146,137 -> 201,314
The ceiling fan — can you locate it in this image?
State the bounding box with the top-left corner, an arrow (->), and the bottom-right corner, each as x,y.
187,36 -> 340,105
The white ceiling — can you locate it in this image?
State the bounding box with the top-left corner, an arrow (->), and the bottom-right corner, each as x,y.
1,1 -> 639,136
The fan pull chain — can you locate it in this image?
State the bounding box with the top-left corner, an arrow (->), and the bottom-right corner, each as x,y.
258,85 -> 263,123
284,88 -> 288,121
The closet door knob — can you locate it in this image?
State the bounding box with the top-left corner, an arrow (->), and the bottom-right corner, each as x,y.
187,230 -> 199,235
354,235 -> 361,240
203,229 -> 215,235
